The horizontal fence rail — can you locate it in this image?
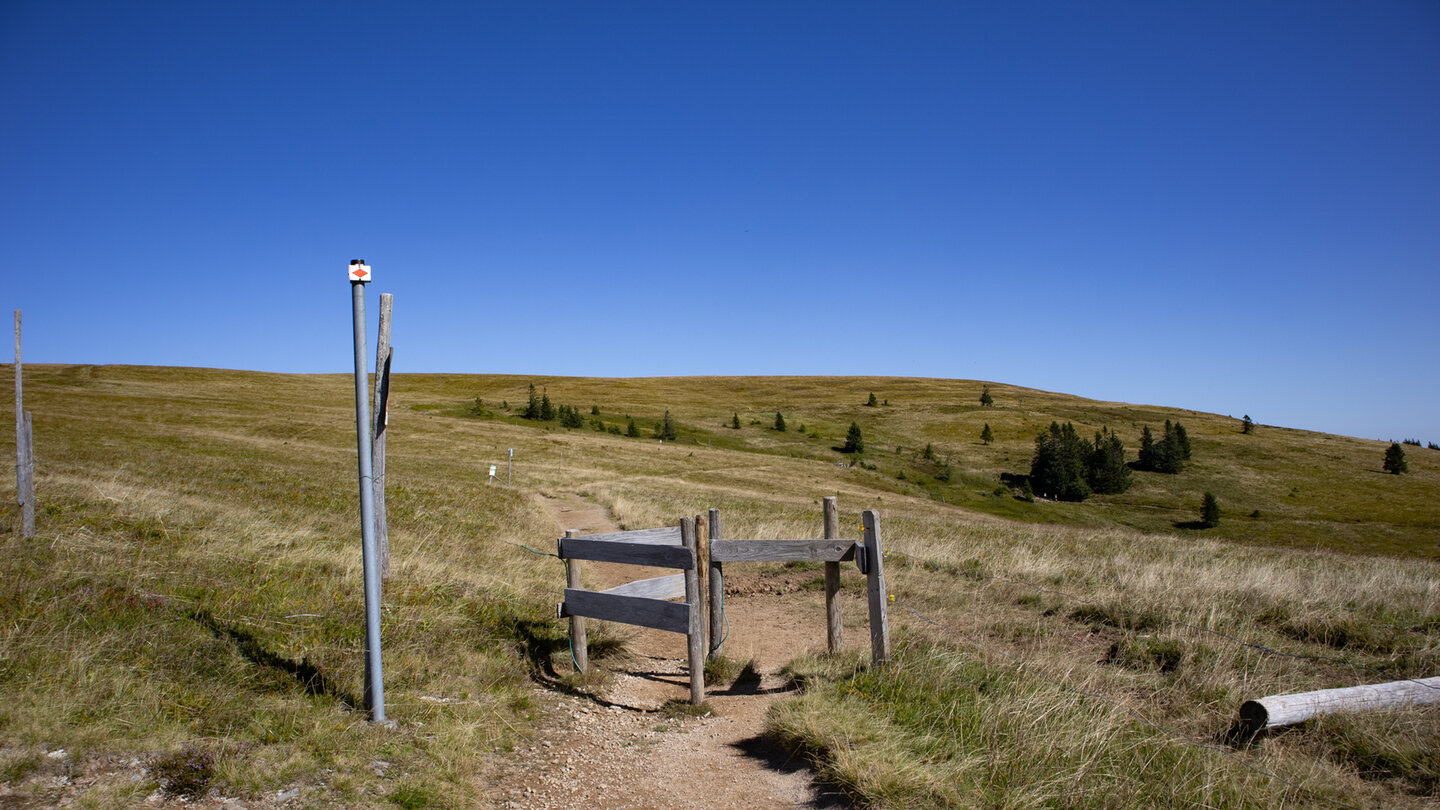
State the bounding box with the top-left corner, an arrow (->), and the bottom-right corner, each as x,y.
558,535 -> 694,569
563,588 -> 691,634
710,539 -> 856,563
602,573 -> 686,601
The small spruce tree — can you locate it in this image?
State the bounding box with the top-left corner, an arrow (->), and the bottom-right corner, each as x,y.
980,423 -> 994,445
1241,415 -> 1254,435
654,411 -> 678,441
524,384 -> 541,420
1086,429 -> 1131,494
979,386 -> 994,407
1200,492 -> 1221,528
843,422 -> 864,454
625,418 -> 640,438
866,392 -> 878,407
923,442 -> 935,461
591,404 -> 600,416
774,412 -> 786,432
539,390 -> 555,421
731,413 -> 741,429
1383,442 -> 1408,474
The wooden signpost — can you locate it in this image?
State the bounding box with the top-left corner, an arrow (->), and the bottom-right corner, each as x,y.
13,310 -> 34,539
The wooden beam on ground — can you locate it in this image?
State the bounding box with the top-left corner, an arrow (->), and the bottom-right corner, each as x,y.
1239,676 -> 1440,734
563,588 -> 691,635
823,496 -> 842,654
602,573 -> 686,601
558,535 -> 694,569
710,538 -> 856,563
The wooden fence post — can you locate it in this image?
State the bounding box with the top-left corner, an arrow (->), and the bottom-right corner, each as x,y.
695,512 -> 707,660
372,294 -> 393,580
823,496 -> 842,654
707,508 -> 724,659
564,529 -> 588,674
14,311 -> 34,539
682,517 -> 705,704
863,509 -> 890,666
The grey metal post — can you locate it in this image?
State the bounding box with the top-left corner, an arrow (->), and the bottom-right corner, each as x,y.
507,448 -> 513,485
348,262 -> 386,722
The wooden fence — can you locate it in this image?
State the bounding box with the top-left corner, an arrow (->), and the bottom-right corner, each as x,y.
557,497 -> 889,705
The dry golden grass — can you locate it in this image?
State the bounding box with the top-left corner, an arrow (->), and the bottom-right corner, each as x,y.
0,364 -> 1436,807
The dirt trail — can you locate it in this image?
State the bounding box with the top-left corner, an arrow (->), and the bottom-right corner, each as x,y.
484,493 -> 851,810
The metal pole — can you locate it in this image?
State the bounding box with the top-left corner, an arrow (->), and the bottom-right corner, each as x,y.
507,448 -> 513,485
349,262 -> 385,722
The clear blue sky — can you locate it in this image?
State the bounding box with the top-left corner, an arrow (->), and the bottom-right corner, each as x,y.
3,1 -> 1437,442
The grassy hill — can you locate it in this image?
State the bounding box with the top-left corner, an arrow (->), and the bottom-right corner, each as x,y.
1,365 -> 1436,807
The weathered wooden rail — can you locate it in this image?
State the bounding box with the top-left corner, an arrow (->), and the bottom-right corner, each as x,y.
558,520 -> 705,704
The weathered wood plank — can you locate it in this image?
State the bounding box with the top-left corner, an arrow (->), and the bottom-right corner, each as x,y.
565,531 -> 588,674
683,517 -> 705,705
707,509 -> 725,658
863,510 -> 890,666
563,588 -> 690,635
574,526 -> 683,546
710,539 -> 856,563
558,535 -> 694,569
823,497 -> 843,655
1239,676 -> 1440,733
603,573 -> 686,601
371,294 -> 392,580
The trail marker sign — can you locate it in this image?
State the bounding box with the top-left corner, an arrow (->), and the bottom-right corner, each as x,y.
348,260 -> 372,283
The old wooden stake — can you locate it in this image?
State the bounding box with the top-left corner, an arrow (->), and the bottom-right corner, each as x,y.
863,509 -> 890,666
694,512 -> 707,658
564,529 -> 588,674
707,508 -> 724,659
13,311 -> 34,539
823,496 -> 842,654
682,517 -> 705,704
371,293 -> 393,580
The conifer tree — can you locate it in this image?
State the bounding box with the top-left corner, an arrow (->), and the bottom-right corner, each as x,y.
731,413 -> 741,430
1384,442 -> 1408,474
655,411 -> 678,441
1086,429 -> 1131,494
1029,422 -> 1092,501
524,383 -> 541,420
843,422 -> 865,454
980,423 -> 994,445
626,418 -> 640,438
1200,492 -> 1221,527
1241,415 -> 1254,434
867,392 -> 878,407
774,412 -> 786,432
979,386 -> 994,407
923,442 -> 935,460
539,390 -> 555,421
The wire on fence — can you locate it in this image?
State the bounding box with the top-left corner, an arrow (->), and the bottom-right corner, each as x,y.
891,595 -> 1361,810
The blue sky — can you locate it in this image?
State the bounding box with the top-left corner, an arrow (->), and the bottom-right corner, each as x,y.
3,1 -> 1437,442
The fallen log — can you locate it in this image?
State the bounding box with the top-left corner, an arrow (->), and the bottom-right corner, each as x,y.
1238,676 -> 1440,734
